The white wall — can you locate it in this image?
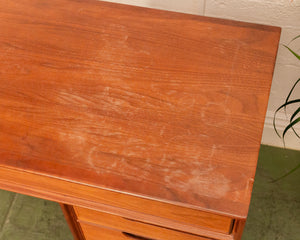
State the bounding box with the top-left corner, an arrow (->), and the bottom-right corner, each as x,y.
101,0 -> 300,150
102,0 -> 205,14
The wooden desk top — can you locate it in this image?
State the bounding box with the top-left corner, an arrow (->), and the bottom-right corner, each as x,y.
0,0 -> 280,219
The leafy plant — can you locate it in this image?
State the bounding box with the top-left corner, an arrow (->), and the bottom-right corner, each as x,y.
272,35 -> 300,181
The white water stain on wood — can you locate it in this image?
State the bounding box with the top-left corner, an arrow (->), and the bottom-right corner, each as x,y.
92,23 -> 153,73
187,170 -> 230,198
164,144 -> 230,199
165,167 -> 230,199
58,126 -> 231,198
201,102 -> 230,126
87,146 -> 99,173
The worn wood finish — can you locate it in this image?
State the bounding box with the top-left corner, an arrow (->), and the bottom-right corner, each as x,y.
0,0 -> 280,219
80,223 -> 212,240
0,0 -> 280,239
0,166 -> 234,240
74,205 -> 223,240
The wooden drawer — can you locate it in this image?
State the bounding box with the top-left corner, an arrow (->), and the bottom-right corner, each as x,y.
80,223 -> 126,240
80,222 -> 212,240
73,205 -> 233,235
75,206 -> 216,240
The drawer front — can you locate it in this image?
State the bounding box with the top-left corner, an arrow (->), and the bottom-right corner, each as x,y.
74,205 -> 233,235
75,206 -> 214,240
80,222 -> 212,240
80,223 -> 125,240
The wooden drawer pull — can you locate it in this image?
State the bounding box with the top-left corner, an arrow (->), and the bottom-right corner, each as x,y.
122,232 -> 155,240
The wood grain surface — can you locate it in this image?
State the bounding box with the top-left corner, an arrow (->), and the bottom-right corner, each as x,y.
79,222 -> 212,240
0,0 -> 280,218
79,223 -> 212,240
81,223 -> 213,240
0,166 -> 235,240
74,205 -> 227,239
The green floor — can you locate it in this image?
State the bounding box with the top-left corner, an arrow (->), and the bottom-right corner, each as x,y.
0,145 -> 299,240
243,145 -> 300,240
0,192 -> 73,240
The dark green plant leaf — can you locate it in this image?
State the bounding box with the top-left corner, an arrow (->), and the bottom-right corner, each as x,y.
282,117 -> 300,143
272,35 -> 300,182
272,162 -> 300,183
273,117 -> 281,138
283,78 -> 300,138
273,99 -> 300,138
290,107 -> 300,122
283,45 -> 300,61
289,107 -> 300,138
285,78 -> 300,104
289,34 -> 300,44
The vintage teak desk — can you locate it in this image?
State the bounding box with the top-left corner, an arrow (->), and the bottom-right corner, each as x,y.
0,0 -> 280,239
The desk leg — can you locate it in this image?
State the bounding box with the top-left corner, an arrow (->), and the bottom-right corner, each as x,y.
232,219 -> 246,240
60,204 -> 85,240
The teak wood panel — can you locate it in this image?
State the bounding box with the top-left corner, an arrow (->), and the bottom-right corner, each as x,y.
0,166 -> 234,240
80,223 -> 131,240
79,223 -> 212,240
231,220 -> 246,240
74,205 -> 228,240
60,204 -> 86,240
0,0 -> 280,221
